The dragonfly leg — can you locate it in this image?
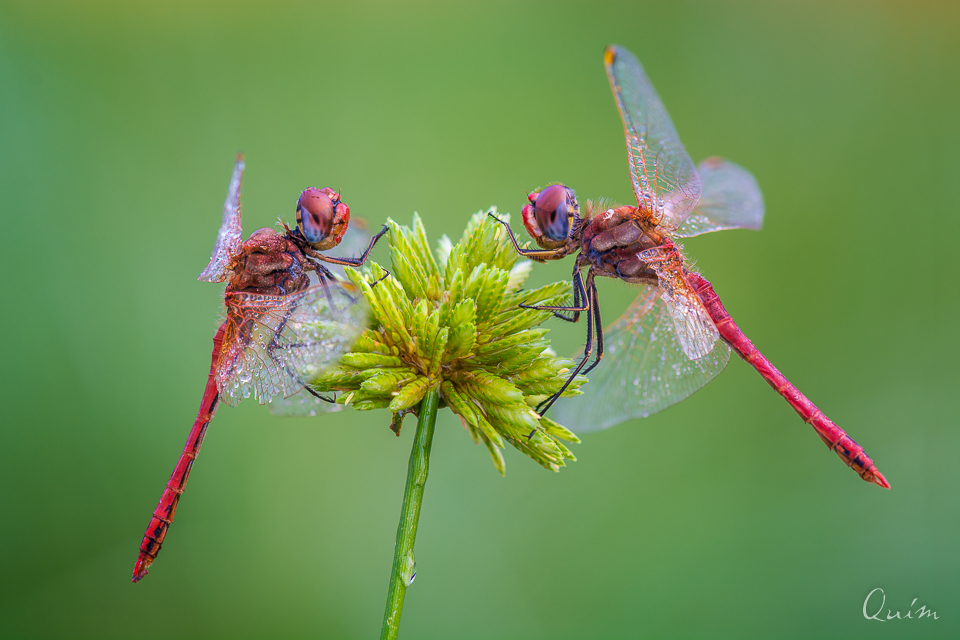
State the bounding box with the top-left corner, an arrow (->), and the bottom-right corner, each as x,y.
267,311 -> 337,403
310,261 -> 337,282
307,233 -> 390,304
580,281 -> 604,376
311,267 -> 342,313
308,261 -> 368,312
337,267 -> 392,310
312,224 -> 389,267
300,382 -> 336,403
487,212 -> 568,260
367,268 -> 391,291
535,272 -> 601,417
520,265 -> 588,322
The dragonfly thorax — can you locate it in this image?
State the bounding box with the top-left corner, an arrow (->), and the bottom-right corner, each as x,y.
227,228 -> 310,296
581,205 -> 665,281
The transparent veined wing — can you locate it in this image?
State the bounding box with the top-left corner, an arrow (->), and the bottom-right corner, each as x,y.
604,45 -> 702,230
673,157 -> 764,237
268,387 -> 344,417
199,156 -> 245,283
553,284 -> 730,433
215,281 -> 368,406
638,246 -> 719,360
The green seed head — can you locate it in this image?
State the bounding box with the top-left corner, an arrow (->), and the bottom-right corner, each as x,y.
310,210 -> 584,474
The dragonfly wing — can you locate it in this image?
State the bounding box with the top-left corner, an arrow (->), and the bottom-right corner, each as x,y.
198,157 -> 245,283
216,282 -> 368,406
267,387 -> 344,417
673,157 -> 765,237
604,45 -> 701,230
656,268 -> 721,361
553,284 -> 730,433
637,246 -> 721,360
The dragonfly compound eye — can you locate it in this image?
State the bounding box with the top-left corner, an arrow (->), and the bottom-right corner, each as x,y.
534,184 -> 577,241
296,188 -> 336,245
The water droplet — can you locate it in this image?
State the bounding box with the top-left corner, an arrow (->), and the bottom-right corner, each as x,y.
401,550 -> 416,587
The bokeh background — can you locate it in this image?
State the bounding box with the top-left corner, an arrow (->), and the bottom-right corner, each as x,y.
1,2 -> 957,638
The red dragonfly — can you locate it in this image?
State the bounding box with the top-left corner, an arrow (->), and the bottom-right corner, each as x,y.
491,45 -> 888,488
132,158 -> 386,582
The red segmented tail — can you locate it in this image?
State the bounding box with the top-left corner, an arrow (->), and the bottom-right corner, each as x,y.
133,323 -> 227,582
687,273 -> 889,489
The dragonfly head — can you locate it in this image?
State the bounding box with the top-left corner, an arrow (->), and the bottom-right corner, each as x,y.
522,184 -> 579,249
295,187 -> 350,251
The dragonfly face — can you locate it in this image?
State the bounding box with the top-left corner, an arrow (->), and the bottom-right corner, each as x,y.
296,187 -> 350,251
521,184 -> 581,251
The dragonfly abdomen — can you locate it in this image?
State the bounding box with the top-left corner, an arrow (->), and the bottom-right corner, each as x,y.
687,272 -> 889,489
133,324 -> 227,582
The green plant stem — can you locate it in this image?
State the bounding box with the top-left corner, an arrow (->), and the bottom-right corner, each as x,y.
380,388 -> 439,640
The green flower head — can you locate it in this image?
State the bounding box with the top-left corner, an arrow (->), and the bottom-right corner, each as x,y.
311,210 -> 584,474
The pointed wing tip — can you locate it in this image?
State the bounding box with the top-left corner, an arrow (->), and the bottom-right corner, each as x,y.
604,45 -> 618,67
604,44 -> 637,68
231,156 -> 245,179
197,157 -> 248,282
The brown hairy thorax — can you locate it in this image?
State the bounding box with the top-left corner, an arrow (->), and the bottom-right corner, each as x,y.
227,228 -> 310,296
577,203 -> 668,284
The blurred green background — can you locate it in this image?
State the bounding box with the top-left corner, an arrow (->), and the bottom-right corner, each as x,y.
1,2 -> 957,638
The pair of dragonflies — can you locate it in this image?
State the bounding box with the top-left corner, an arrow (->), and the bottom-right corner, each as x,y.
133,44 -> 887,582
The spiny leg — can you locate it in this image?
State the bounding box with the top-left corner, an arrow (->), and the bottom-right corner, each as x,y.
580,280 -> 604,376
306,230 -> 391,304
486,212 -> 567,260
301,384 -> 335,403
273,344 -> 337,404
487,210 -> 583,321
267,311 -> 336,404
310,265 -> 341,313
341,268 -> 392,308
535,273 -> 601,417
367,268 -> 390,291
311,224 -> 389,267
306,259 -> 382,311
520,263 -> 588,323
274,257 -> 390,404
